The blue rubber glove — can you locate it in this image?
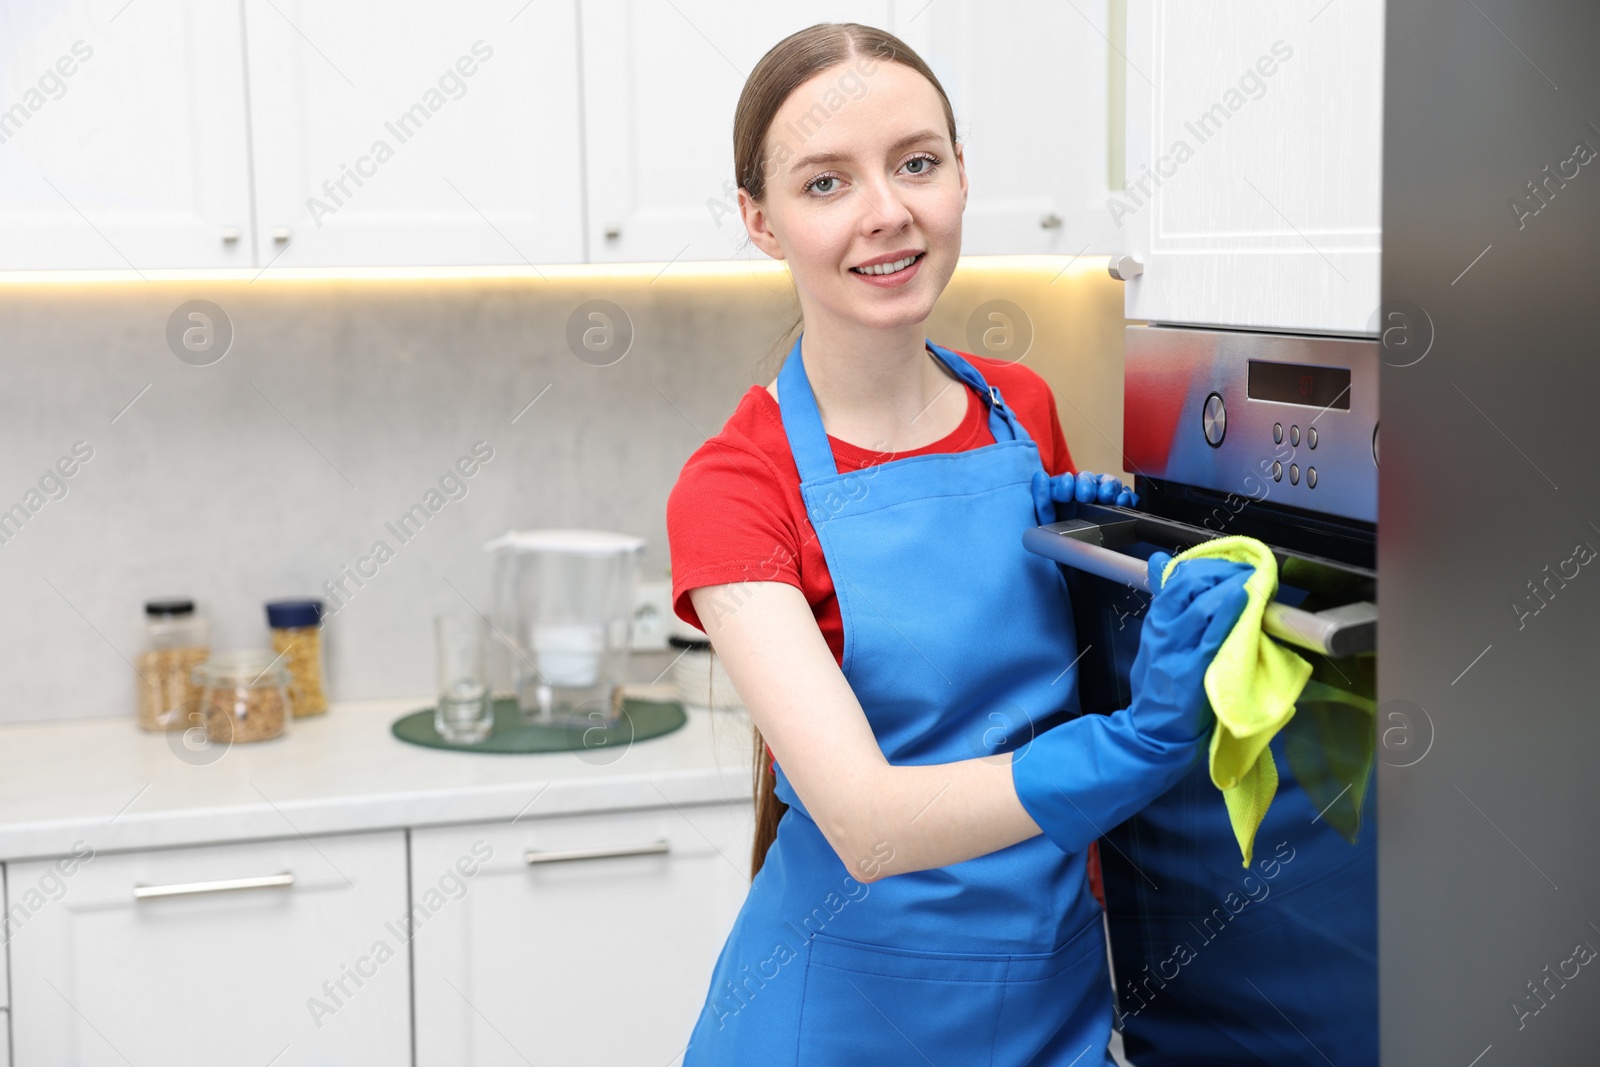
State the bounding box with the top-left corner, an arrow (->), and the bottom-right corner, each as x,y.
1011,554 -> 1253,856
1029,470 -> 1139,524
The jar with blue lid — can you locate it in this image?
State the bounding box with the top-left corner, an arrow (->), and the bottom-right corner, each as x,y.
266,599 -> 327,718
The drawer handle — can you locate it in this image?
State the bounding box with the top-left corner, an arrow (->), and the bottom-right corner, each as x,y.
133,871 -> 295,901
524,839 -> 670,865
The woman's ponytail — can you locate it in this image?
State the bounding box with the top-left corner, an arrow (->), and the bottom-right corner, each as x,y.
750,727 -> 787,877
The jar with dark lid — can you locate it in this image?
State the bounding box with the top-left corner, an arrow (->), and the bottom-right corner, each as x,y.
135,598 -> 211,731
266,599 -> 327,718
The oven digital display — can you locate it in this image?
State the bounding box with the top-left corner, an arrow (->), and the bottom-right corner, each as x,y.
1247,360 -> 1351,409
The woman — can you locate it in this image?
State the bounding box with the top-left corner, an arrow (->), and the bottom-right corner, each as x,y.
666,23 -> 1251,1065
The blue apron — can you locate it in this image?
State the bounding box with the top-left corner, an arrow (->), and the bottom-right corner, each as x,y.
683,336 -> 1115,1066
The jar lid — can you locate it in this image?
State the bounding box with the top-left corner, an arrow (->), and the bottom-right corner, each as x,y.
194,649 -> 288,685
145,598 -> 195,617
667,633 -> 712,651
266,599 -> 324,629
483,529 -> 646,557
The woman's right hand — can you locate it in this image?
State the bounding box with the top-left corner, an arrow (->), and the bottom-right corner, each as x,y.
1126,553 -> 1253,745
1010,552 -> 1252,857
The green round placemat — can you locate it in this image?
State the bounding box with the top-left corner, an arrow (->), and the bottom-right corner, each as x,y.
392,696 -> 686,754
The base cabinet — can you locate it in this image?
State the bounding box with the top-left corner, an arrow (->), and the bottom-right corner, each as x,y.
412,801 -> 755,1067
0,800 -> 754,1065
6,831 -> 411,1067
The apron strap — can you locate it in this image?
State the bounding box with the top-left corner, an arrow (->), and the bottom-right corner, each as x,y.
925,339 -> 1031,446
776,334 -> 1031,483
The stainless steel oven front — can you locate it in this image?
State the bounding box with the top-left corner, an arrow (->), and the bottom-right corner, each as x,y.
1025,324 -> 1379,1066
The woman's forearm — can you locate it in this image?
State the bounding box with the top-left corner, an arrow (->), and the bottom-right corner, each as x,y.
833,752 -> 1042,882
688,580 -> 1049,882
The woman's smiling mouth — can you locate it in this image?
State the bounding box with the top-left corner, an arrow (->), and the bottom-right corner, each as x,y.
849,251 -> 926,286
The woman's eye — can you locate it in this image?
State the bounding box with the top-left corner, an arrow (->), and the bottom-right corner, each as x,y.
804,174 -> 841,196
803,154 -> 940,196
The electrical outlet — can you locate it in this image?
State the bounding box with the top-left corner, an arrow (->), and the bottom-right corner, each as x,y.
630,580 -> 673,650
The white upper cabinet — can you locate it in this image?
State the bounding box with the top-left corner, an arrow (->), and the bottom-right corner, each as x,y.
580,0 -> 1116,264
0,0 -> 254,270
895,0 -> 1121,256
244,0 -> 585,268
579,1 -> 899,265
1120,0 -> 1384,335
0,0 -> 1128,269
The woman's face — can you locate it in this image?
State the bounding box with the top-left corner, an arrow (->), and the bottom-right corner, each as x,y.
741,59 -> 967,334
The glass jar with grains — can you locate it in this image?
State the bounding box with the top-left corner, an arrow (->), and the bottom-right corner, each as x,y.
135,599 -> 211,731
194,650 -> 290,743
266,599 -> 327,718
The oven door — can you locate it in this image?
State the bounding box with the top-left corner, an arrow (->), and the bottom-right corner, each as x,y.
1025,501 -> 1377,1067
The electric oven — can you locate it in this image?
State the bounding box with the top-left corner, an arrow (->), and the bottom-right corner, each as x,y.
1025,324 -> 1379,1066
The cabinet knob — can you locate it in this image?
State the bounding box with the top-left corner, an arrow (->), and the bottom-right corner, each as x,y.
220,226 -> 241,243
603,224 -> 622,241
1039,213 -> 1062,229
1108,254 -> 1143,281
272,226 -> 292,243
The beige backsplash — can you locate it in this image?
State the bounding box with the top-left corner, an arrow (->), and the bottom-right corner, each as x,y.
0,257 -> 1131,723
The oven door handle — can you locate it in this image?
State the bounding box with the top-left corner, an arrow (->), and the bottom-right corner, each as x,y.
1022,522 -> 1376,658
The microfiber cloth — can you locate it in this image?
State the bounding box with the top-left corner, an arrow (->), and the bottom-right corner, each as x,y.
1161,536 -> 1313,866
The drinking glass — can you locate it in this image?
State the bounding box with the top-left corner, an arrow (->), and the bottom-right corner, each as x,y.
435,611 -> 492,743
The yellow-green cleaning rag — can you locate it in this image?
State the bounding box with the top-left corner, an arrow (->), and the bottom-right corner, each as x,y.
1161,536 -> 1313,866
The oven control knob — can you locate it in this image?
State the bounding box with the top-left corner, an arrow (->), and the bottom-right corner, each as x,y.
1202,393 -> 1227,447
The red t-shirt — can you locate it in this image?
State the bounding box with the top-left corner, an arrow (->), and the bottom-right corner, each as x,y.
667,351 -> 1077,653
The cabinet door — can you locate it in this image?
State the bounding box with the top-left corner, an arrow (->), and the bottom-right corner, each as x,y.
245,0 -> 585,267
413,801 -> 755,1066
0,863 -> 7,1067
7,831 -> 410,1067
0,0 -> 254,270
1121,0 -> 1383,334
895,0 -> 1121,256
579,1 -> 894,265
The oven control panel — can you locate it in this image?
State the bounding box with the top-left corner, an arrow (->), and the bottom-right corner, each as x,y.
1122,325 -> 1378,524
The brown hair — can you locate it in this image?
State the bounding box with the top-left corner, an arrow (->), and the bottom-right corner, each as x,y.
729,23 -> 958,879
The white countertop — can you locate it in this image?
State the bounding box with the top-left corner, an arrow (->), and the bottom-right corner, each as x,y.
0,686 -> 755,862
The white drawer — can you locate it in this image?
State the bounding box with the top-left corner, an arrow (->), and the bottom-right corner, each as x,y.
8,830 -> 409,1067
413,800 -> 755,1067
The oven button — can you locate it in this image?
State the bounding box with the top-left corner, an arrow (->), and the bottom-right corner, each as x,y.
1290,425 -> 1300,447
1307,466 -> 1318,488
1202,393 -> 1226,447
1273,422 -> 1283,444
1289,463 -> 1300,485
1272,460 -> 1283,482
1307,426 -> 1318,449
